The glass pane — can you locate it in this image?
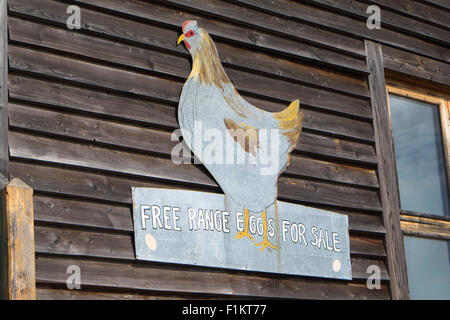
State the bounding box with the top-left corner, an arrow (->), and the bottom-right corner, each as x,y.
389,94 -> 450,217
404,236 -> 450,299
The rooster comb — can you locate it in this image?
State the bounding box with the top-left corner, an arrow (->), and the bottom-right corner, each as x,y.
182,20 -> 198,32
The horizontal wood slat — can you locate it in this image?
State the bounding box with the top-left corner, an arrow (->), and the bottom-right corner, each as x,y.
365,0 -> 450,30
8,132 -> 382,211
233,0 -> 450,63
8,74 -> 373,144
36,287 -> 200,300
7,44 -> 373,120
153,0 -> 366,55
8,103 -> 379,188
8,0 -> 369,74
34,224 -> 386,263
382,45 -> 450,88
416,0 -> 450,11
34,255 -> 390,299
33,194 -> 385,235
8,76 -> 378,161
400,214 -> 450,240
307,0 -> 450,46
7,16 -> 370,100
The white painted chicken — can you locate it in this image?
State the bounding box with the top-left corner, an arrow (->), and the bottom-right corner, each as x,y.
177,20 -> 303,251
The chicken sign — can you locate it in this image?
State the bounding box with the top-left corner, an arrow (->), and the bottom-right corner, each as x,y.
131,21 -> 351,280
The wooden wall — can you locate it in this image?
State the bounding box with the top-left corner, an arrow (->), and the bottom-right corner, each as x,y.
5,0 -> 449,299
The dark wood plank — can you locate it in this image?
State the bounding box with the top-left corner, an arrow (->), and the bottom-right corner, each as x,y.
8,75 -> 376,144
9,131 -> 215,188
34,195 -> 133,232
308,0 -> 450,46
33,224 -> 385,261
0,1 -> 7,299
365,41 -> 409,300
10,161 -> 186,205
296,132 -> 377,166
71,0 -> 367,69
9,103 -> 379,188
278,177 -> 381,212
34,255 -> 390,299
36,286 -> 196,300
0,0 -> 7,178
8,45 -> 183,104
25,163 -> 386,234
8,102 -> 178,156
343,210 -> 385,235
7,88 -> 378,165
8,16 -> 370,99
382,44 -> 450,88
9,132 -> 382,211
9,75 -> 179,129
35,225 -> 135,260
7,0 -> 368,74
365,0 -> 450,30
351,256 -> 389,280
416,0 -> 450,11
8,44 -> 373,119
154,0 -> 365,56
33,194 -> 385,235
286,154 -> 378,188
233,0 -> 450,62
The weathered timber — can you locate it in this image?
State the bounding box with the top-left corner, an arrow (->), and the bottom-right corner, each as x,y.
307,0 -> 450,46
382,45 -> 450,88
33,224 -> 385,262
7,16 -> 370,99
8,0 -> 368,74
1,178 -> 35,300
8,76 -> 375,143
364,0 -> 450,30
8,132 -> 382,211
9,103 -> 379,188
7,45 -> 373,119
34,255 -> 390,299
232,0 -> 450,62
366,41 -> 410,300
33,194 -> 385,235
0,0 -> 7,177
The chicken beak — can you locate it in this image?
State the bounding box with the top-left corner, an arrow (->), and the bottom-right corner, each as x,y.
177,34 -> 185,45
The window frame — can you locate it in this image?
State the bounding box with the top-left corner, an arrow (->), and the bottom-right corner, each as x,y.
385,83 -> 450,300
386,84 -> 450,240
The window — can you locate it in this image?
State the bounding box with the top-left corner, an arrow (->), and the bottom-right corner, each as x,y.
387,85 -> 450,300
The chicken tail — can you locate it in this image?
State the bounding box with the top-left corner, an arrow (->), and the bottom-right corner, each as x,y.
274,99 -> 304,152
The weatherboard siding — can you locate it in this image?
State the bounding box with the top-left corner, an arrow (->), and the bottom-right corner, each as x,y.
5,0 -> 449,299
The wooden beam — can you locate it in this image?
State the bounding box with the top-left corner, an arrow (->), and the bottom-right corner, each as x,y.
0,0 -> 7,177
365,40 -> 410,300
1,178 -> 36,300
400,214 -> 450,240
0,0 -> 8,300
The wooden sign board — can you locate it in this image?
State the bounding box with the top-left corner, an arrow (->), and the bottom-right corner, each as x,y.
132,188 -> 352,280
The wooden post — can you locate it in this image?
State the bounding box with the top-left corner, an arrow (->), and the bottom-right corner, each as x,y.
0,0 -> 10,300
365,40 -> 410,300
1,178 -> 36,300
0,0 -> 8,176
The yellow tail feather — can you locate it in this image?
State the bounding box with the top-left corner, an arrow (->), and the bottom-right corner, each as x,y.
274,99 -> 303,147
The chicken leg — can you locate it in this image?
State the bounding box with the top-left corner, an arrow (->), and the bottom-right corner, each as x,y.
255,210 -> 278,252
235,208 -> 253,241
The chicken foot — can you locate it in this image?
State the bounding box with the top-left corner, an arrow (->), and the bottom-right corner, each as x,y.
255,210 -> 279,252
235,208 -> 254,241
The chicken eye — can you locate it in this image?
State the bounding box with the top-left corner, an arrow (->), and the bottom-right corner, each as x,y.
185,30 -> 195,38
